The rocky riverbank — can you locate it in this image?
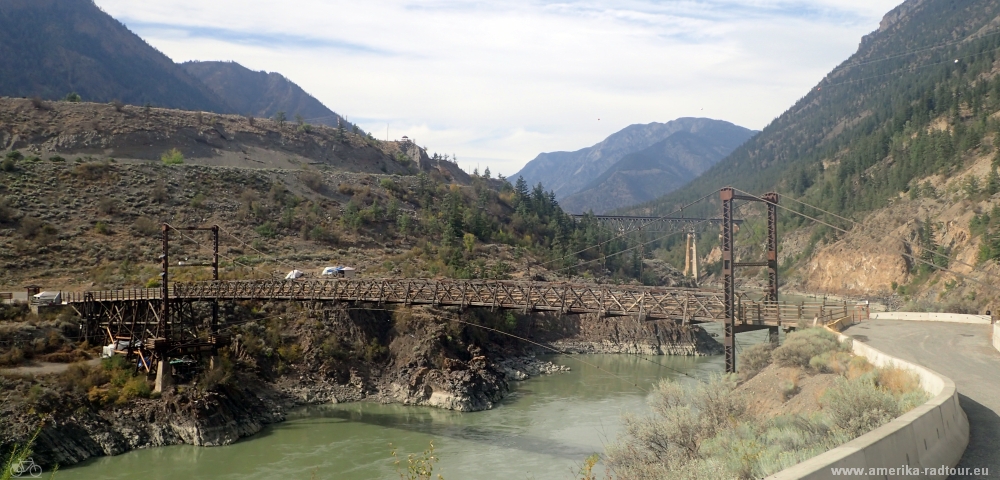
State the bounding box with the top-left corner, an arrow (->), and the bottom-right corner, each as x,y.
1,305 -> 721,469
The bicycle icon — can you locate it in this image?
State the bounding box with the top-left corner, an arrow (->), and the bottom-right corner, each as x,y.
10,457 -> 42,478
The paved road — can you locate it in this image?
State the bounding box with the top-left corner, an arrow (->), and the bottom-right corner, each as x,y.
843,320 -> 999,477
0,358 -> 100,376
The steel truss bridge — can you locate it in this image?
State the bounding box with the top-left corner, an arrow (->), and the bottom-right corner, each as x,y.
58,187 -> 857,381
570,214 -> 744,233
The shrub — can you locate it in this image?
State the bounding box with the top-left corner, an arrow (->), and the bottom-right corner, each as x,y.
300,172 -> 325,192
190,193 -> 207,209
111,100 -> 125,112
30,96 -> 51,110
97,198 -> 117,215
152,182 -> 169,203
94,221 -> 110,235
255,221 -> 277,238
771,328 -> 842,369
809,350 -> 853,374
64,92 -> 82,102
48,155 -> 65,162
739,342 -> 773,380
821,374 -> 901,438
73,161 -> 110,180
277,344 -> 303,364
0,158 -> 15,172
118,376 -> 152,403
161,148 -> 184,165
133,216 -> 160,236
0,197 -> 14,224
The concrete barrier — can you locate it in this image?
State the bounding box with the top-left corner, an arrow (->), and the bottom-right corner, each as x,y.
869,312 -> 991,324
993,322 -> 1000,355
767,333 -> 969,479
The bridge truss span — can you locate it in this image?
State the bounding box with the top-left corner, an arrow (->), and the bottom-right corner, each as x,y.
170,279 -> 730,322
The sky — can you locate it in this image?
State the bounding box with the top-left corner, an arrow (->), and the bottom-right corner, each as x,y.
96,0 -> 903,177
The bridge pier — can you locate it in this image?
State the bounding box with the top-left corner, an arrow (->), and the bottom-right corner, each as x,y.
154,360 -> 173,393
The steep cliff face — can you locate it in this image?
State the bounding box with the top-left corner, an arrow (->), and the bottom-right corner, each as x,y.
537,314 -> 722,356
790,153 -> 999,311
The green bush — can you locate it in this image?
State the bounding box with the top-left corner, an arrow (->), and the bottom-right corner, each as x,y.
771,328 -> 842,369
821,373 -> 901,438
161,148 -> 184,165
255,221 -> 277,238
739,342 -> 773,380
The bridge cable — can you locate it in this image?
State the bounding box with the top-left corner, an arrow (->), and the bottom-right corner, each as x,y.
451,319 -> 651,392
535,190 -> 719,271
549,201 -> 752,275
731,188 -> 1000,295
163,224 -> 256,272
216,224 -> 300,272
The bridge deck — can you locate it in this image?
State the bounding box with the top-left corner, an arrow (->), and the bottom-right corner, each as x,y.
62,279 -> 852,327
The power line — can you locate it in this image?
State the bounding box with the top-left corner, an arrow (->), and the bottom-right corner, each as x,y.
768,189 -> 990,284
731,188 -> 1000,295
835,28 -> 1000,71
818,41 -> 1000,89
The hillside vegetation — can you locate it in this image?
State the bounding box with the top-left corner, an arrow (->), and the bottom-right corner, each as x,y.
0,100 -> 673,290
561,122 -> 753,214
0,0 -> 229,112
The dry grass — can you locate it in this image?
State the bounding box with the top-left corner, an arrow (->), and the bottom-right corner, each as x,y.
877,366 -> 922,395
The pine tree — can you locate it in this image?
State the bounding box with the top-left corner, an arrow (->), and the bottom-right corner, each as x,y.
988,167 -> 1000,195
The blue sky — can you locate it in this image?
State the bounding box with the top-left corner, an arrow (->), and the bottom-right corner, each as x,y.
96,0 -> 903,176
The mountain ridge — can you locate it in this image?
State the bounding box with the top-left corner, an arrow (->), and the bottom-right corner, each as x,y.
0,0 -> 233,112
560,121 -> 754,213
514,118 -> 729,199
182,61 -> 352,129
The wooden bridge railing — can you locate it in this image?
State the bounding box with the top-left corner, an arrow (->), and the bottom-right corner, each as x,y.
61,279 -> 863,327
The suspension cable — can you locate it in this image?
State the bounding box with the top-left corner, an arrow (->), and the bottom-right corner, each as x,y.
163,224 -> 255,272
535,191 -> 718,270
216,224 -> 299,271
549,201 -> 751,275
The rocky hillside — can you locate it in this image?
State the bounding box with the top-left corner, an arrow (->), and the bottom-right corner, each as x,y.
514,118 -> 746,200
0,97 -> 463,177
182,61 -> 353,129
612,0 -> 1000,311
560,122 -> 754,213
0,0 -> 230,112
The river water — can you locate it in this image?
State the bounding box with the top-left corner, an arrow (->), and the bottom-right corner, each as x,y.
61,353 -> 725,479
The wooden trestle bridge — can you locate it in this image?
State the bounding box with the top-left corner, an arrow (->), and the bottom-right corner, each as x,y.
54,187 -> 855,387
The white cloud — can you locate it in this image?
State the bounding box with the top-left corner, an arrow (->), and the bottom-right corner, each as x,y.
95,0 -> 903,176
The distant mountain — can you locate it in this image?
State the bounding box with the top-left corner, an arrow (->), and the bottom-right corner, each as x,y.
560,122 -> 755,213
0,0 -> 232,112
182,61 -> 350,128
514,118 -> 742,199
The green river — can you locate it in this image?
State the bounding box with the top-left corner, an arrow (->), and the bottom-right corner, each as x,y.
61,353 -> 726,479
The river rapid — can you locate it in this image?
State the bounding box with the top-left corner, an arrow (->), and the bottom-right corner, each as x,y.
61,354 -> 725,479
